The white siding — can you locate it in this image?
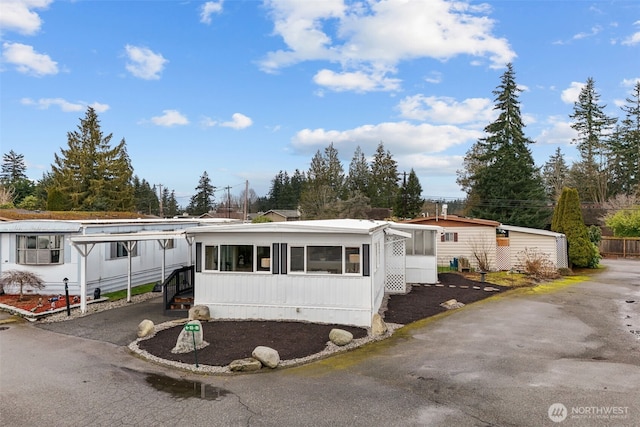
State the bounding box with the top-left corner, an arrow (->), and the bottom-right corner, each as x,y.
195,273 -> 373,327
192,227 -> 388,327
507,232 -> 564,268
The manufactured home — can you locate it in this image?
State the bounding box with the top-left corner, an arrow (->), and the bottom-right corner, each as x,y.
0,219 -> 230,308
497,225 -> 568,270
186,219 -> 436,328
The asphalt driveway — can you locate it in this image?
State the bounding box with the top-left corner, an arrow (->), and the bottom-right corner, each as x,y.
1,258 -> 639,426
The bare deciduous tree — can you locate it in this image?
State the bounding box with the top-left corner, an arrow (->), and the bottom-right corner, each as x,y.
0,270 -> 45,301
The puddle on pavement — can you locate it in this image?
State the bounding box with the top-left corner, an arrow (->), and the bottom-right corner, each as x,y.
141,371 -> 230,401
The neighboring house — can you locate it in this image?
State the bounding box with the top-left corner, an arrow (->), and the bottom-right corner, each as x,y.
497,225 -> 568,270
0,218 -> 228,301
186,219 -> 434,328
258,209 -> 301,222
403,215 -> 568,271
404,215 -> 500,271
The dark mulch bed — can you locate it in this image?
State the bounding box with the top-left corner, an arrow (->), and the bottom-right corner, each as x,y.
383,272 -> 506,325
138,273 -> 505,367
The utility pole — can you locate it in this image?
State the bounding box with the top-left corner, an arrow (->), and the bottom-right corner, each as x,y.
225,185 -> 232,218
157,184 -> 164,217
243,180 -> 249,221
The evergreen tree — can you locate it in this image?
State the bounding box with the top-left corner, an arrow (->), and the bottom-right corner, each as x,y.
187,171 -> 215,215
299,144 -> 344,219
133,176 -> 159,215
609,82 -> 640,196
542,147 -> 570,202
395,169 -> 424,219
569,78 -> 617,203
462,63 -> 548,228
551,187 -> 599,268
369,142 -> 399,208
1,150 -> 33,205
1,150 -> 27,182
338,191 -> 371,219
345,146 -> 371,196
50,107 -> 134,211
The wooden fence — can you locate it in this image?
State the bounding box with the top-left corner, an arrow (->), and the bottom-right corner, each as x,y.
599,237 -> 640,258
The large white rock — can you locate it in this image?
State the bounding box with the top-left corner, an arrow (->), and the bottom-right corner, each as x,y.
171,320 -> 209,354
137,319 -> 155,338
329,328 -> 353,346
371,313 -> 388,336
229,358 -> 262,372
252,346 -> 280,368
189,305 -> 211,321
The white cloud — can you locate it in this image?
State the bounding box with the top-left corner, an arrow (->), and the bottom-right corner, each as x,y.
291,121 -> 482,156
561,81 -> 585,104
396,95 -> 494,125
200,1 -> 223,25
313,68 -> 400,92
2,42 -> 57,76
424,71 -> 443,84
260,0 -> 515,92
150,110 -> 189,127
621,77 -> 640,87
221,113 -> 253,129
535,116 -> 577,145
124,45 -> 167,80
0,0 -> 51,35
622,30 -> 640,46
21,97 -> 109,112
572,25 -> 602,40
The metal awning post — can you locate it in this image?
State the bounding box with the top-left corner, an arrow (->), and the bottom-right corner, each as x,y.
124,241 -> 137,303
69,241 -> 95,314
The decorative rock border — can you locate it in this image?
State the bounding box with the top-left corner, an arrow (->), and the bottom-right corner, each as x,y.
128,318 -> 402,375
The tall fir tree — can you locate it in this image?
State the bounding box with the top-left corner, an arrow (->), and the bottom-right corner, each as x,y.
542,147 -> 570,202
369,141 -> 399,208
568,77 -> 617,203
395,169 -> 424,219
461,63 -> 548,228
50,107 -> 134,211
187,171 -> 215,215
299,144 -> 344,219
1,150 -> 33,205
608,82 -> 640,196
345,145 -> 371,196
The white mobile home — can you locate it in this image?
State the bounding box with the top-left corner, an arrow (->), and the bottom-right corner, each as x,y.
0,219 -> 213,301
187,219 -> 418,328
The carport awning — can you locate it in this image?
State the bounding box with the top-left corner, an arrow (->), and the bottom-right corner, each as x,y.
69,230 -> 192,313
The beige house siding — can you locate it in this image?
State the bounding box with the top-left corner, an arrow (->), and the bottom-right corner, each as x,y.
508,232 -> 557,268
437,226 -> 498,271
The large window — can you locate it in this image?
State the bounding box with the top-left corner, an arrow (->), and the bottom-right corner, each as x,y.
406,230 -> 436,255
220,245 -> 253,272
289,245 -> 361,275
17,235 -> 63,265
201,243 -> 363,275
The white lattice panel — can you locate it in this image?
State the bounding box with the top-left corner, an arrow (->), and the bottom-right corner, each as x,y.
385,236 -> 406,293
496,246 -> 511,270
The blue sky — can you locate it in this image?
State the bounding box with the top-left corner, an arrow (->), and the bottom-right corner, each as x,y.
1,0 -> 639,207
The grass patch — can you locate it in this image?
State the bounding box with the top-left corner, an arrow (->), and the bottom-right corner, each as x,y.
102,283 -> 157,301
460,270 -> 535,287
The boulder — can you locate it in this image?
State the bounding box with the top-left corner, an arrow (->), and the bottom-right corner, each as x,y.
329,328 -> 353,346
440,299 -> 465,310
189,305 -> 211,321
137,319 -> 155,338
371,313 -> 388,336
171,320 -> 209,354
252,346 -> 280,368
229,358 -> 262,372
